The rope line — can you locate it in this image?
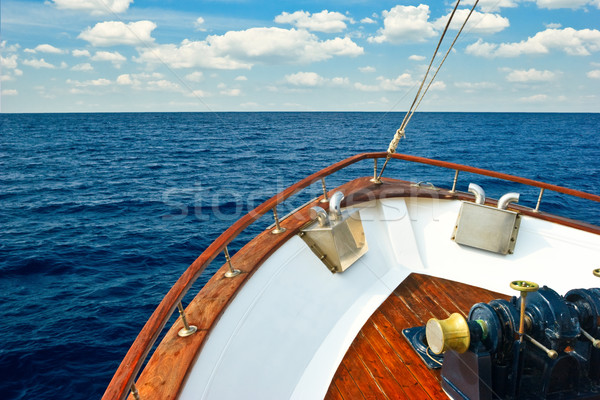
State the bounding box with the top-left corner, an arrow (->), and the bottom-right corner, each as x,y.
378,0 -> 480,180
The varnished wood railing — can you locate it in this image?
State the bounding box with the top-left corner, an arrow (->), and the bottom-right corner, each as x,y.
103,152 -> 600,400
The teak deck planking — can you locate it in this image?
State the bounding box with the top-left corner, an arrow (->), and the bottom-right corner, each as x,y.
324,273 -> 509,400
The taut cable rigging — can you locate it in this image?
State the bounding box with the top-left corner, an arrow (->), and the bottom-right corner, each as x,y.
376,0 -> 480,181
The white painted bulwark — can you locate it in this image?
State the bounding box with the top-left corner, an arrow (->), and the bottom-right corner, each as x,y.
179,197 -> 600,399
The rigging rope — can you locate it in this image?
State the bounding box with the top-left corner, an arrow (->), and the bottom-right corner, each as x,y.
377,0 -> 480,181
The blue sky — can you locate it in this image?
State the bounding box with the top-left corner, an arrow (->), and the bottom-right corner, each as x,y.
1,0 -> 599,112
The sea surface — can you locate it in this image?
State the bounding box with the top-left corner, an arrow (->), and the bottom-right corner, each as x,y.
1,112 -> 599,399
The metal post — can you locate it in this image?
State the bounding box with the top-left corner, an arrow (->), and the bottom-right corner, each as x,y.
224,246 -> 241,278
370,158 -> 382,184
272,206 -> 286,234
131,383 -> 141,400
320,178 -> 329,203
450,170 -> 459,193
177,302 -> 197,337
534,188 -> 545,212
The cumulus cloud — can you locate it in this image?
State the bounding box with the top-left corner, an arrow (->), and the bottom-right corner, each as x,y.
355,73 -> 416,91
434,9 -> 509,34
285,71 -> 327,86
195,17 -> 206,31
72,63 -> 93,71
136,28 -> 363,70
359,66 -> 376,72
285,71 -> 349,87
185,71 -> 204,82
505,68 -> 556,82
23,58 -> 56,68
369,5 -> 437,44
220,88 -> 241,96
409,55 -> 426,61
25,44 -> 65,54
48,0 -> 133,15
588,69 -> 600,79
361,17 -> 376,24
1,54 -> 18,69
72,49 -> 91,57
67,78 -> 111,87
79,21 -> 157,47
519,94 -> 549,102
91,51 -> 126,65
466,28 -> 600,57
275,10 -> 349,33
235,75 -> 248,81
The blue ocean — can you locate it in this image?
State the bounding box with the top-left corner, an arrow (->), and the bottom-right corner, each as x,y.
1,112 -> 599,399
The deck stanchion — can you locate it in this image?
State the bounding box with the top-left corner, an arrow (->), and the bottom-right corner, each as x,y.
130,383 -> 141,400
450,170 -> 459,193
177,302 -> 197,337
370,158 -> 382,184
320,178 -> 330,203
271,206 -> 286,234
534,188 -> 545,212
224,246 -> 241,278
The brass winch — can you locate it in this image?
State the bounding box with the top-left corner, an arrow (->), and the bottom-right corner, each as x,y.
407,273 -> 600,399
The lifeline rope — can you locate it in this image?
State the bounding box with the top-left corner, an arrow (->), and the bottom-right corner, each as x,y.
377,0 -> 480,180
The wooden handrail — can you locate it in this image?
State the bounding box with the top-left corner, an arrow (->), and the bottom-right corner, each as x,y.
386,153 -> 600,203
103,152 -> 599,400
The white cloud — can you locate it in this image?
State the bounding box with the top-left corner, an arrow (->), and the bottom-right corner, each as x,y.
359,66 -> 376,73
285,71 -> 349,87
466,28 -> 600,58
361,17 -> 376,24
355,73 -> 416,91
220,88 -> 241,96
409,55 -> 426,61
235,75 -> 248,81
117,74 -> 135,85
195,17 -> 206,31
1,54 -> 18,69
72,49 -> 91,57
505,68 -> 556,82
185,71 -> 204,82
545,23 -> 562,29
26,44 -> 65,54
115,72 -> 161,86
48,0 -> 133,15
2,89 -> 18,96
369,5 -> 437,44
68,78 -> 111,87
519,94 -> 549,102
23,58 -> 56,68
136,28 -> 363,70
79,21 -> 157,47
461,0 -> 518,12
434,9 -> 509,34
285,71 -> 327,86
588,69 -> 600,79
148,80 -> 180,91
534,0 -> 596,9
331,77 -> 349,86
72,63 -> 93,71
189,89 -> 209,98
275,10 -> 349,33
91,51 -> 126,63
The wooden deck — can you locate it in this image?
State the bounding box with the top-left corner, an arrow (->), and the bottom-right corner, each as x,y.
324,273 -> 509,400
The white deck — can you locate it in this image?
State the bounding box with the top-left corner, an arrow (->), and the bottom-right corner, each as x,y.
178,197 -> 600,400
